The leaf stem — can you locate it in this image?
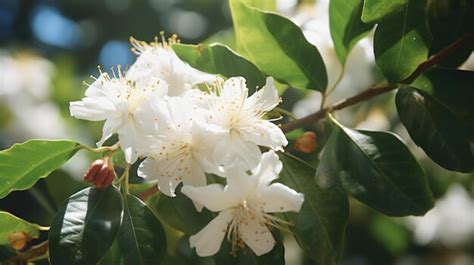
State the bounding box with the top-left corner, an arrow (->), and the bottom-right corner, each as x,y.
321,65 -> 346,110
81,142 -> 120,154
281,33 -> 474,133
122,163 -> 131,195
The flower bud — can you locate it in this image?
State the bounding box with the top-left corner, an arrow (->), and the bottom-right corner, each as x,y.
293,131 -> 317,153
84,159 -> 115,188
8,231 -> 30,250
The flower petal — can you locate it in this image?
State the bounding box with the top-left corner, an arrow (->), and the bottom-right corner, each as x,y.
181,184 -> 238,212
240,214 -> 275,256
212,133 -> 262,173
221,77 -> 248,101
241,120 -> 288,150
256,183 -> 304,213
246,77 -> 279,112
189,209 -> 234,257
251,150 -> 283,187
69,97 -> 115,121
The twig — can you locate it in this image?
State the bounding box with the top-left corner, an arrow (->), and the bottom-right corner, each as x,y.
4,240 -> 49,264
281,33 -> 474,133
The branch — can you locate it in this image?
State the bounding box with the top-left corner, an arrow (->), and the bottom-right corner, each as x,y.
4,241 -> 49,264
281,33 -> 474,133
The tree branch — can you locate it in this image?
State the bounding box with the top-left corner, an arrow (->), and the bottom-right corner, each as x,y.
281,33 -> 474,133
4,240 -> 49,264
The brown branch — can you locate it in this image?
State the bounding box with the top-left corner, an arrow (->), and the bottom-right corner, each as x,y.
4,240 -> 49,264
281,33 -> 474,133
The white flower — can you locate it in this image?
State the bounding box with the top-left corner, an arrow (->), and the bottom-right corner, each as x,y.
69,69 -> 168,163
137,96 -> 216,200
206,77 -> 288,171
127,35 -> 217,97
181,151 -> 304,257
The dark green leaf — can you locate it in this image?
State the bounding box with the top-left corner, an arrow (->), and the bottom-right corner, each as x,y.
154,185 -> 212,235
411,68 -> 474,138
362,0 -> 406,23
279,153 -> 349,265
229,0 -> 328,92
113,194 -> 167,265
49,186 -> 124,265
374,0 -> 432,83
317,116 -> 434,216
172,43 -> 266,92
214,232 -> 285,265
330,0 -> 374,64
0,140 -> 81,199
396,87 -> 472,172
0,211 -> 41,245
427,0 -> 473,67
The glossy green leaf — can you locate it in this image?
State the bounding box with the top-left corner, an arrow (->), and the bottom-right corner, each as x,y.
214,232 -> 285,265
229,0 -> 328,92
330,0 -> 374,64
0,140 -> 81,199
374,0 -> 432,83
362,0 -> 406,23
49,186 -> 124,265
396,87 -> 473,172
427,0 -> 473,67
279,153 -> 349,265
412,68 -> 474,138
317,116 -> 434,216
112,194 -> 167,265
172,43 -> 266,92
154,186 -> 212,235
0,212 -> 41,245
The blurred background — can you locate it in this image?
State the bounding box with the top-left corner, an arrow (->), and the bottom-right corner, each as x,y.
0,0 -> 472,264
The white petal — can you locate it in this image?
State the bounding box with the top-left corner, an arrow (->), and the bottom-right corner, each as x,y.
138,157 -> 180,197
256,183 -> 304,213
181,184 -> 238,212
96,117 -> 121,146
182,160 -> 207,212
239,214 -> 275,256
212,133 -> 262,173
241,120 -> 288,150
69,97 -> 115,121
221,77 -> 248,101
251,150 -> 283,187
118,123 -> 140,163
189,210 -> 234,257
246,77 -> 279,111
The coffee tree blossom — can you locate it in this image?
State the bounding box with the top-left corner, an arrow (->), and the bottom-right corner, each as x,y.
70,69 -> 168,163
137,96 -> 216,199
205,77 -> 288,171
127,35 -> 217,96
181,151 -> 304,256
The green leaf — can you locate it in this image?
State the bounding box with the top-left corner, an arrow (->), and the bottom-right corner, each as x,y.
279,153 -> 349,265
412,68 -> 474,138
49,186 -> 124,265
317,116 -> 434,216
154,186 -> 212,235
373,0 -> 432,83
113,194 -> 167,265
362,0 -> 406,23
0,140 -> 81,199
172,43 -> 266,92
427,0 -> 474,67
330,0 -> 374,64
396,87 -> 473,172
229,0 -> 328,92
214,233 -> 285,265
0,212 -> 41,245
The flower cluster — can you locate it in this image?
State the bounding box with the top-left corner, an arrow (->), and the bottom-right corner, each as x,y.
69,35 -> 304,256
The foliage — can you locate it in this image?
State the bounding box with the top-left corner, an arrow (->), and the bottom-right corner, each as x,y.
0,0 -> 473,264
